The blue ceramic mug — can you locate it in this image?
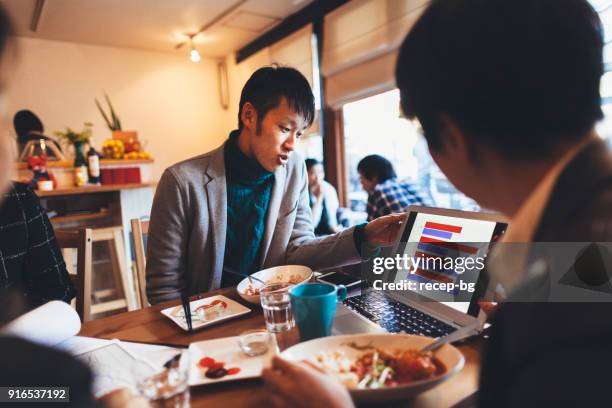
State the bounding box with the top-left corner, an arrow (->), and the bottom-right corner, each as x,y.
289,283 -> 347,341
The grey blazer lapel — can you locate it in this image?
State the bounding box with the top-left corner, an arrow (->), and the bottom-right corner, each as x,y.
204,145 -> 227,290
260,164 -> 287,266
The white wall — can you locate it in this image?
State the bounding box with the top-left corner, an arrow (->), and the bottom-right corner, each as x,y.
224,48 -> 271,134
7,37 -> 233,179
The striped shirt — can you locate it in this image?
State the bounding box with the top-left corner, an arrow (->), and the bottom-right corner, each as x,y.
367,178 -> 434,221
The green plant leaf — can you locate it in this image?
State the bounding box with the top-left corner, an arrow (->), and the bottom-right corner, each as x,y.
95,98 -> 113,130
104,93 -> 122,131
54,123 -> 92,144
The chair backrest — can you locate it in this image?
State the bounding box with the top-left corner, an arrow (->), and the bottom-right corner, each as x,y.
55,228 -> 93,322
130,218 -> 149,308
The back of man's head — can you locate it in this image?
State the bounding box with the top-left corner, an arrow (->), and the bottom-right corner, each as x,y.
238,65 -> 315,133
358,155 -> 397,183
396,0 -> 604,158
14,110 -> 43,137
305,158 -> 320,171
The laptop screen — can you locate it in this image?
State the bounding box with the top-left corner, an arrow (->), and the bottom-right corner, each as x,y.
389,208 -> 507,316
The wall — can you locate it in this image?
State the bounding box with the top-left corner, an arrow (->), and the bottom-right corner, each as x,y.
7,37 -> 232,179
224,48 -> 271,134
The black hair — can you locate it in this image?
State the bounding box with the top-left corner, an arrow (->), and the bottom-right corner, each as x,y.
238,65 -> 315,133
14,110 -> 43,137
396,0 -> 604,158
305,158 -> 321,171
357,155 -> 397,182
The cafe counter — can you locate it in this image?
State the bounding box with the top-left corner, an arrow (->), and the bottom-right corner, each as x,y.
14,159 -> 157,311
14,158 -> 154,189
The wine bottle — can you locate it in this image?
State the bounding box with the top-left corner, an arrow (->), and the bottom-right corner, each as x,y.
87,146 -> 101,185
74,141 -> 89,187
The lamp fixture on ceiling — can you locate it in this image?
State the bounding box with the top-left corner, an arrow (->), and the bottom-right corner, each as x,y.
174,0 -> 248,60
189,37 -> 201,63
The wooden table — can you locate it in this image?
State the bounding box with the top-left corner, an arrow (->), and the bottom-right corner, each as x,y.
80,287 -> 482,407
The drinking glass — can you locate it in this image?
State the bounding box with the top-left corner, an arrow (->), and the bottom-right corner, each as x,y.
260,282 -> 294,332
238,329 -> 274,356
132,350 -> 190,408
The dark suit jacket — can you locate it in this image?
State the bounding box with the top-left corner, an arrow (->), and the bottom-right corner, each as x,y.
479,139 -> 612,407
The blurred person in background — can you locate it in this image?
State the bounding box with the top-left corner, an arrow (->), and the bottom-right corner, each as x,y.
358,154 -> 433,221
305,158 -> 341,235
14,109 -> 63,157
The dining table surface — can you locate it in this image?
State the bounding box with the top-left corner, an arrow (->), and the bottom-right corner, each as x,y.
79,286 -> 483,408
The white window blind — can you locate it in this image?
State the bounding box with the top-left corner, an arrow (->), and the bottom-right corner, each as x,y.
269,25 -> 314,87
322,0 -> 429,108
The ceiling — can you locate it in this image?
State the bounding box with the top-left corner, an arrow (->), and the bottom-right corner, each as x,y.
0,0 -> 313,58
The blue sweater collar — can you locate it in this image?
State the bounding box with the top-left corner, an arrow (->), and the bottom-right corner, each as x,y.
224,130 -> 273,183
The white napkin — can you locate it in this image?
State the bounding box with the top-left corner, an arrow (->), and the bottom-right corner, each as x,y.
1,300 -> 81,347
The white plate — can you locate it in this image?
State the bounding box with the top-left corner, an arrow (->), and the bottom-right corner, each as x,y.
280,333 -> 465,403
188,336 -> 275,386
236,265 -> 313,304
160,295 -> 251,331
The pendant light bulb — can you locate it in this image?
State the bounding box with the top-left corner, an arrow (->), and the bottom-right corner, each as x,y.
189,38 -> 200,63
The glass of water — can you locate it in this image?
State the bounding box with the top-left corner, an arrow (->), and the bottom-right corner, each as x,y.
133,350 -> 190,408
260,282 -> 294,332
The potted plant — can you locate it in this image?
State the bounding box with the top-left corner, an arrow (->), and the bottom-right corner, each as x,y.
54,122 -> 93,161
54,122 -> 93,186
95,93 -> 138,151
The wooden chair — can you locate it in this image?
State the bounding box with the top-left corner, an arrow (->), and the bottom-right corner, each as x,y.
90,227 -> 136,312
55,228 -> 93,322
130,218 -> 149,308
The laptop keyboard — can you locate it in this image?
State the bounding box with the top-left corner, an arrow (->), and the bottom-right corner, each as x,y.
343,291 -> 456,336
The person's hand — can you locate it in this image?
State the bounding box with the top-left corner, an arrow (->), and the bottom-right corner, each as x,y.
363,213 -> 405,246
262,356 -> 354,408
478,300 -> 499,322
311,183 -> 323,200
98,388 -> 150,408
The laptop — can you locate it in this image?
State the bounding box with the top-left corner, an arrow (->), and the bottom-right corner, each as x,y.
333,206 -> 508,336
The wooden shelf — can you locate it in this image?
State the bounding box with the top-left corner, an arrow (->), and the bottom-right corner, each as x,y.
36,182 -> 156,198
15,159 -> 154,171
50,211 -> 110,224
98,159 -> 154,166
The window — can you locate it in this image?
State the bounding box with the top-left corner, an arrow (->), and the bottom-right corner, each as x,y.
294,31 -> 324,162
296,131 -> 323,161
591,0 -> 612,140
342,89 -> 478,215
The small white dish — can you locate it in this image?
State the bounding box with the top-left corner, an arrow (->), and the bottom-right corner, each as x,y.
238,330 -> 273,357
188,335 -> 277,386
160,295 -> 251,331
236,265 -> 313,305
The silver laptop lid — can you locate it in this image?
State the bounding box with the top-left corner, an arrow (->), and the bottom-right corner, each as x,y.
379,206 -> 508,326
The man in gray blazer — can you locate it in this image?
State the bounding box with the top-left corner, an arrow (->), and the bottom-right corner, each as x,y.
146,66 -> 403,304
